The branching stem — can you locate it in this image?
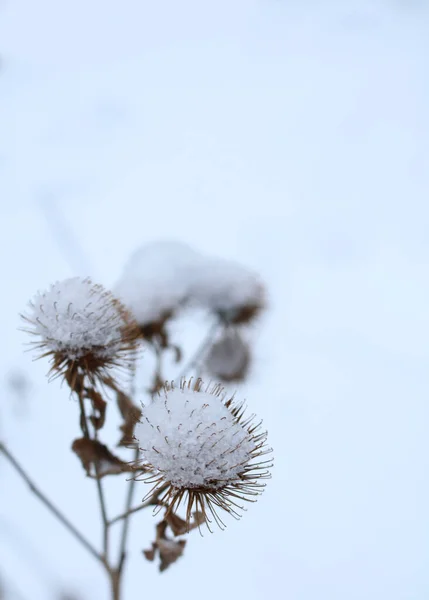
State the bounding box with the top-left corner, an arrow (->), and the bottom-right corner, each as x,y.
78,390 -> 110,560
6,316 -> 219,598
0,441 -> 102,565
109,483 -> 169,526
116,447 -> 139,578
178,320 -> 220,380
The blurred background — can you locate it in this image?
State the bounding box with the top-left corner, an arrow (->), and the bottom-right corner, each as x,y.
1,0 -> 429,598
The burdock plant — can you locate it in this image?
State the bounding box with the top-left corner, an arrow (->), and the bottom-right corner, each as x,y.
0,241 -> 272,600
134,379 -> 271,531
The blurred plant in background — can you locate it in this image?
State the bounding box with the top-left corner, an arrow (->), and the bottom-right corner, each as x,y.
0,241 -> 272,600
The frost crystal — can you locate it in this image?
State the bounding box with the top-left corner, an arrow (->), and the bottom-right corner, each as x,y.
115,241 -> 203,327
134,380 -> 271,529
22,278 -> 139,385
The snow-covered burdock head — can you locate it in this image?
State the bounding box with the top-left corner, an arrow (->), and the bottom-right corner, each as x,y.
190,258 -> 266,325
134,379 -> 272,531
22,277 -> 140,390
115,241 -> 204,345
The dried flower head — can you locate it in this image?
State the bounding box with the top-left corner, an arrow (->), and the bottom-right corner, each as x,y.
115,241 -> 204,336
22,277 -> 139,389
134,379 -> 272,531
205,329 -> 251,383
190,258 -> 265,325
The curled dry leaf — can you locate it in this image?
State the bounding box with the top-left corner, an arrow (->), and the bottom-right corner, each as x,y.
139,314 -> 171,348
165,511 -> 205,536
116,391 -> 142,446
84,387 -> 107,430
143,537 -> 186,572
72,438 -> 134,478
142,511 -> 204,572
143,544 -> 156,562
158,538 -> 187,572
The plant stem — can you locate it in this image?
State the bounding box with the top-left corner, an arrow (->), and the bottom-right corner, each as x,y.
77,390 -> 90,438
78,390 -> 110,561
110,570 -> 121,600
108,483 -> 169,526
178,320 -> 220,380
0,441 -> 102,565
117,447 -> 139,574
95,472 -> 109,558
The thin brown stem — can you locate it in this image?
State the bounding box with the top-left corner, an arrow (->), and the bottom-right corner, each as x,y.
116,447 -> 139,578
147,339 -> 164,394
90,415 -> 109,560
108,483 -> 169,526
77,389 -> 90,438
110,570 -> 121,600
178,320 -> 220,380
0,441 -> 102,565
95,472 -> 109,558
78,389 -> 110,561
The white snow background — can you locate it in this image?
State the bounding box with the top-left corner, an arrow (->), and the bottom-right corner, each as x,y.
1,0 -> 429,598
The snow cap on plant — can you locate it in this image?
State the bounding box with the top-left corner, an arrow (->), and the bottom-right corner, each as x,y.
22,277 -> 140,390
115,241 -> 204,345
134,379 -> 272,530
190,258 -> 265,325
205,329 -> 251,383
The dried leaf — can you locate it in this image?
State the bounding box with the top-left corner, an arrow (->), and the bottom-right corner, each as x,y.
84,387 -> 107,430
144,516 -> 191,572
165,512 -> 188,536
116,391 -> 142,446
155,519 -> 168,539
190,510 -> 206,530
72,438 -> 134,478
143,543 -> 157,562
165,510 -> 204,535
139,313 -> 171,347
158,538 -> 186,572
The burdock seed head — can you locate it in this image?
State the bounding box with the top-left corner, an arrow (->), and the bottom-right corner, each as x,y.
189,257 -> 266,325
21,277 -> 140,390
133,379 -> 272,531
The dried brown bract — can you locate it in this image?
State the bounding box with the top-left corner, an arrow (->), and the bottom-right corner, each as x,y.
205,329 -> 251,382
218,299 -> 265,326
143,512 -> 203,572
72,438 -> 136,478
116,390 -> 142,447
138,310 -> 172,348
